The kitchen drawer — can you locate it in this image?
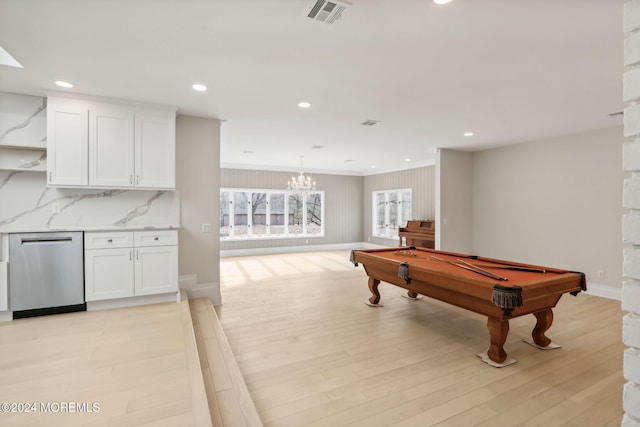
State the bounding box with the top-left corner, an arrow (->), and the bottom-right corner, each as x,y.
85,231 -> 134,249
134,230 -> 177,247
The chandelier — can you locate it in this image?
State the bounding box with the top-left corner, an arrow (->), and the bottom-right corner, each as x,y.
287,155 -> 316,193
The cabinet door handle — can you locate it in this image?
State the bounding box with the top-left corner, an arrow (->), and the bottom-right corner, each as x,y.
107,239 -> 113,243
154,237 -> 159,241
136,175 -> 139,185
136,250 -> 139,261
130,250 -> 132,261
130,175 -> 133,184
49,172 -> 52,182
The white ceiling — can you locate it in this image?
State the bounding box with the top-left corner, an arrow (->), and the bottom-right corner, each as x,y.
0,0 -> 624,176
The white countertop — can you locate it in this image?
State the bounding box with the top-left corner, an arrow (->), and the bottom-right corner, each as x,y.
0,224 -> 181,234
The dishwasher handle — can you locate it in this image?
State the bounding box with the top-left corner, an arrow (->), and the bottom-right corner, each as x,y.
21,237 -> 73,245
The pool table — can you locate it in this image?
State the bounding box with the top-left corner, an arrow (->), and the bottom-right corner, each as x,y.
350,247 -> 586,365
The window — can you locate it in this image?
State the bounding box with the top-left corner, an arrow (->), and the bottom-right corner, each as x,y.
220,188 -> 324,240
372,189 -> 412,239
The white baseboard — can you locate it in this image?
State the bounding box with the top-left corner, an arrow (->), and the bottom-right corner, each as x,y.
184,283 -> 221,305
179,273 -> 221,305
87,292 -> 180,311
179,274 -> 198,288
585,282 -> 622,301
220,241 -> 388,258
0,311 -> 12,322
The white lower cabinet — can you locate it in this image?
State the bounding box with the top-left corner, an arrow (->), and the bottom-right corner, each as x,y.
134,245 -> 178,296
85,247 -> 135,300
85,230 -> 178,301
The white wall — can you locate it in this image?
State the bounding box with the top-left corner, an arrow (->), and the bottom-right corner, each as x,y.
472,126 -> 625,291
175,115 -> 221,303
622,1 -> 640,424
436,149 -> 473,253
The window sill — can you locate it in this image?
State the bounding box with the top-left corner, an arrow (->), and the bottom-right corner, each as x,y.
221,234 -> 325,242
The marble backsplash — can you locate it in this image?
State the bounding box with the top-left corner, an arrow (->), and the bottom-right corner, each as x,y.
0,92 -> 46,149
0,92 -> 180,232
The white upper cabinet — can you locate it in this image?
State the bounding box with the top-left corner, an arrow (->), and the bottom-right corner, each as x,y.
47,96 -> 176,190
134,113 -> 176,189
47,99 -> 89,186
89,106 -> 135,187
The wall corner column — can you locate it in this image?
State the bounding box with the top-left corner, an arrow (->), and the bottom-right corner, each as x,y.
175,115 -> 221,305
623,1 -> 640,424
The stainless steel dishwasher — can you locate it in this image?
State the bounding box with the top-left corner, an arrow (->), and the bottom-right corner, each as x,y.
9,231 -> 85,318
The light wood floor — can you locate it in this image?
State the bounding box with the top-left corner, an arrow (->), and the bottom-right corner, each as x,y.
218,250 -> 626,427
0,300 -> 208,427
190,297 -> 262,426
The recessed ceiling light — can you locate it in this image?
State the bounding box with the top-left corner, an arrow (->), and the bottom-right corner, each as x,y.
192,83 -> 207,91
464,132 -> 474,137
433,0 -> 453,4
298,101 -> 311,108
371,165 -> 377,169
311,145 -> 325,149
55,81 -> 73,88
404,158 -> 411,162
243,150 -> 255,154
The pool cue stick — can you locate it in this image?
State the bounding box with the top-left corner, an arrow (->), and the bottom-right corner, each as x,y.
450,261 -> 508,281
455,259 -> 508,281
463,261 -> 547,274
430,256 -> 546,274
429,256 -> 508,281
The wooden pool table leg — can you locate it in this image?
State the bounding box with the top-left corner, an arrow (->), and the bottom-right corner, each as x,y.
368,277 -> 381,305
532,309 -> 553,347
487,317 -> 509,363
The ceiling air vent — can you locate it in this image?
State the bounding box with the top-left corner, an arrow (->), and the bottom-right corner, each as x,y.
307,0 -> 351,25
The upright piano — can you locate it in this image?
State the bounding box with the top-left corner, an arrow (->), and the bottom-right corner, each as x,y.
398,220 -> 435,249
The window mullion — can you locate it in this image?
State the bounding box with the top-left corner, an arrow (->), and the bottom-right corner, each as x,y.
385,192 -> 390,238
247,193 -> 253,236
229,192 -> 235,237
396,191 -> 402,228
265,192 -> 271,236
302,194 -> 308,235
284,192 -> 289,236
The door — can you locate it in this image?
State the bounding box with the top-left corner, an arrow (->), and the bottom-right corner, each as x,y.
89,107 -> 134,187
47,101 -> 88,186
85,248 -> 135,301
134,113 -> 175,189
134,245 -> 178,296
